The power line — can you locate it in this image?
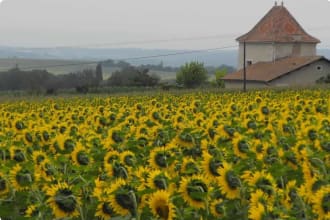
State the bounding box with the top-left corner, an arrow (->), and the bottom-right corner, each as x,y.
50,33 -> 239,48
20,45 -> 237,70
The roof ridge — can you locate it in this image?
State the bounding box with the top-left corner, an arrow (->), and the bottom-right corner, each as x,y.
223,56 -> 328,82
236,5 -> 320,43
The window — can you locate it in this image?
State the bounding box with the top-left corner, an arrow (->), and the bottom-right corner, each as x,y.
316,65 -> 323,71
247,60 -> 252,66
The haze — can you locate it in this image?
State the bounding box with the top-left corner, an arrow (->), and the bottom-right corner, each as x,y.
0,0 -> 329,49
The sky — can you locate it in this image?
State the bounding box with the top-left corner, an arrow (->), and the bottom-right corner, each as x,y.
0,0 -> 329,49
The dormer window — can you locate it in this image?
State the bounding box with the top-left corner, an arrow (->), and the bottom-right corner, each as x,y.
247,60 -> 253,66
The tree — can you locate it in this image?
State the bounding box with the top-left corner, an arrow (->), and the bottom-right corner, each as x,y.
176,62 -> 208,88
107,66 -> 160,87
95,63 -> 103,83
215,68 -> 227,88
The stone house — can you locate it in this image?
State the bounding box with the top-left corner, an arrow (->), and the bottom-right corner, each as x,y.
223,2 -> 330,88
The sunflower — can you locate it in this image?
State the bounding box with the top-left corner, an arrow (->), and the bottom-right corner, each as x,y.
282,180 -> 298,209
248,202 -> 266,220
181,157 -> 200,176
242,170 -> 276,196
0,172 -> 9,196
135,167 -> 151,191
45,182 -> 80,219
210,199 -> 225,218
251,139 -> 265,161
120,151 -> 136,168
312,186 -> 330,220
106,161 -> 129,180
297,175 -> 318,203
95,198 -> 116,220
201,152 -> 221,180
232,134 -> 250,158
25,204 -> 39,218
179,175 -> 209,209
9,164 -> 35,191
52,133 -> 66,152
71,142 -> 91,166
217,162 -> 240,199
9,147 -> 26,162
32,150 -> 48,166
250,189 -> 273,210
149,190 -> 176,220
107,128 -> 124,146
147,170 -> 170,191
108,178 -> 138,217
103,150 -> 120,168
93,177 -> 109,199
36,161 -> 56,182
135,132 -> 151,148
149,148 -> 174,170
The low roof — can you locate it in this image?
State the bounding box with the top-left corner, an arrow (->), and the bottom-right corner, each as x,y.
237,5 -> 320,43
223,56 -> 328,82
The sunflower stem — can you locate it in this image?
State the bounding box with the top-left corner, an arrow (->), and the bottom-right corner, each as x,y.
129,190 -> 139,220
310,157 -> 327,176
78,203 -> 86,220
297,194 -> 308,219
119,166 -> 129,179
161,178 -> 168,190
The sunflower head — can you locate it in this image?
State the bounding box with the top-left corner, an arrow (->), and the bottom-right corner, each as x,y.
25,205 -> 39,218
181,158 -> 200,176
96,200 -> 116,220
312,187 -> 330,219
149,149 -> 173,169
71,143 -> 91,166
149,190 -> 175,220
120,151 -> 135,167
148,170 -> 169,190
109,179 -> 139,217
217,162 -> 240,199
210,199 -> 225,218
201,152 -> 221,179
0,173 -> 9,196
10,164 -> 34,191
46,182 -> 79,218
179,175 -> 209,209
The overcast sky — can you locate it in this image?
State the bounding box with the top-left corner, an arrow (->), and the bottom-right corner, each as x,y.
0,0 -> 329,49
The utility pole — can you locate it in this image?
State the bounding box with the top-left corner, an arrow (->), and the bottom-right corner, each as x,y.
243,41 -> 246,92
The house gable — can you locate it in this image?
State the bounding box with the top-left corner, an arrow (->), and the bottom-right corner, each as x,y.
236,5 -> 319,43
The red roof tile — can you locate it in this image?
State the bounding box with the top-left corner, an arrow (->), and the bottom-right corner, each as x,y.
222,56 -> 327,82
237,5 -> 320,43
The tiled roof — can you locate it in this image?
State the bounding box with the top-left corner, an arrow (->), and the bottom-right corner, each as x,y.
237,5 -> 320,43
222,56 -> 326,82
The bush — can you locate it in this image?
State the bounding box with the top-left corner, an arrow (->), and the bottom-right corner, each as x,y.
108,66 -> 160,87
176,62 -> 208,88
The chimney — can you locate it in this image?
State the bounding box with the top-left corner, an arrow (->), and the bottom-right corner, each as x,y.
275,1 -> 277,6
281,1 -> 284,6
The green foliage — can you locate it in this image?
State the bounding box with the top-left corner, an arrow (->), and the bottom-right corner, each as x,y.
176,62 -> 208,88
316,74 -> 330,84
108,66 -> 160,87
95,63 -> 103,83
215,68 -> 227,88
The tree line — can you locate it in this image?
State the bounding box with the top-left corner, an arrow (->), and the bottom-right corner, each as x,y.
0,60 -> 233,94
0,63 -> 103,93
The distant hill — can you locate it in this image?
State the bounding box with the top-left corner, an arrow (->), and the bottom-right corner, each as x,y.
0,46 -> 238,67
0,46 -> 329,68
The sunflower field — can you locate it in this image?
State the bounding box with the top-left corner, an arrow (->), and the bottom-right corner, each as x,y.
0,89 -> 329,220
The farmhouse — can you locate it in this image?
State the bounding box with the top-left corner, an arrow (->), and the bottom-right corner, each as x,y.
223,2 -> 330,88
